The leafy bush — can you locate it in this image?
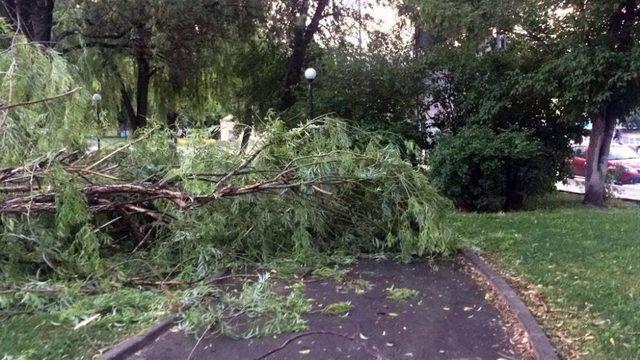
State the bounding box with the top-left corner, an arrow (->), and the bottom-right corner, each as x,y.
305,50 -> 430,147
429,126 -> 554,211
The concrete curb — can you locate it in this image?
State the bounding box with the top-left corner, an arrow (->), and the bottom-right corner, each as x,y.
99,317 -> 177,360
462,250 -> 558,360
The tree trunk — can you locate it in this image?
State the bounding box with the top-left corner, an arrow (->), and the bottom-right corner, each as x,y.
0,0 -> 54,45
583,0 -> 637,206
278,25 -> 306,112
413,26 -> 434,57
132,54 -> 151,133
31,0 -> 54,44
277,0 -> 329,113
120,88 -> 136,131
584,109 -> 616,206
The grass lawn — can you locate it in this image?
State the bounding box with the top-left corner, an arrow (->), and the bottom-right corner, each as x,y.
0,289 -> 169,359
453,192 -> 640,359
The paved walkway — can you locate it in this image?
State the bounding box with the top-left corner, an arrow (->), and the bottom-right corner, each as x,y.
556,176 -> 640,201
131,260 -> 523,360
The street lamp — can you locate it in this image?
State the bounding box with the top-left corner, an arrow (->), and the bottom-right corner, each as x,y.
304,67 -> 317,119
91,93 -> 102,150
91,93 -> 102,120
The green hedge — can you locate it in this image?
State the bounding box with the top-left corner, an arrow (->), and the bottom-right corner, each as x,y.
430,126 -> 555,211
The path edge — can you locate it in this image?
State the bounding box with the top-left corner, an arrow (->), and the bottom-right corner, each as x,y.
99,317 -> 177,360
462,250 -> 558,360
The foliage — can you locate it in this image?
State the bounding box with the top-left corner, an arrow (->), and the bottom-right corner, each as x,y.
429,126 -> 553,211
424,44 -> 582,168
385,286 -> 419,301
309,49 -> 430,148
140,118 -> 457,273
0,288 -> 169,360
453,192 -> 640,358
321,301 -> 352,315
0,117 -> 459,356
55,0 -> 265,131
345,278 -> 373,294
409,14 -> 583,188
181,276 -> 311,339
312,266 -> 350,282
411,0 -> 640,205
0,33 -> 98,166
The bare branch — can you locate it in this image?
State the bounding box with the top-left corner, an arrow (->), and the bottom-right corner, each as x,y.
0,87 -> 81,111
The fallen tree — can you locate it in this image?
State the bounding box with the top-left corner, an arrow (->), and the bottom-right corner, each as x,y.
0,119 -> 458,281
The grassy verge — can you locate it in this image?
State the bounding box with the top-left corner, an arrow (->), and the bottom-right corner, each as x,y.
0,289 -> 170,359
453,192 -> 640,358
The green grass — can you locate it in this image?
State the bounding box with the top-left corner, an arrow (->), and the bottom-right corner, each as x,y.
0,289 -> 169,359
385,286 -> 420,302
321,301 -> 352,316
453,192 -> 640,359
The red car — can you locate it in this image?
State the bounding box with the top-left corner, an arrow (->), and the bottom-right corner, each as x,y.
572,144 -> 640,184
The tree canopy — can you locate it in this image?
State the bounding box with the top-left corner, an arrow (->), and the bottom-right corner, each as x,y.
411,0 -> 640,206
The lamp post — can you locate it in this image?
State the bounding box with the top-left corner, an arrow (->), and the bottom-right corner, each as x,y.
91,93 -> 102,150
304,67 -> 317,119
92,93 -> 102,120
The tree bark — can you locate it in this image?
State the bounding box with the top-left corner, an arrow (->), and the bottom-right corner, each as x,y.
413,26 -> 434,57
133,53 -> 151,133
583,109 -> 616,207
0,0 -> 54,45
277,0 -> 329,113
120,88 -> 136,130
31,0 -> 54,44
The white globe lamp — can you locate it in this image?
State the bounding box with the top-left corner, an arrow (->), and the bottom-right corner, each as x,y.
304,68 -> 317,82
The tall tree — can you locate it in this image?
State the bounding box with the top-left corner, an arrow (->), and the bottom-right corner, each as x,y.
411,0 -> 640,206
551,0 -> 640,206
0,0 -> 55,45
58,0 -> 262,133
277,0 -> 330,112
273,0 -> 404,114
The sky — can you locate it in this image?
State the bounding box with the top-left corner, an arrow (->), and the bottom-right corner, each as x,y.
334,0 -> 410,48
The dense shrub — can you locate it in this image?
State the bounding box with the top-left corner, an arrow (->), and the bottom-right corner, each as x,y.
305,50 -> 430,147
429,126 -> 555,211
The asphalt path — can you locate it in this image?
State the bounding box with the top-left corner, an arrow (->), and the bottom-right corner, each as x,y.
131,260 -> 523,360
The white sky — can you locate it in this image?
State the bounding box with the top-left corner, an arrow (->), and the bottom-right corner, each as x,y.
331,0 -> 409,48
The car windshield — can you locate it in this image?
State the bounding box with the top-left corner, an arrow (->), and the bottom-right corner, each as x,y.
609,146 -> 640,160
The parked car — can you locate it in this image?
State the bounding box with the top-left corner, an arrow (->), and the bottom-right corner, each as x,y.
572,144 -> 640,184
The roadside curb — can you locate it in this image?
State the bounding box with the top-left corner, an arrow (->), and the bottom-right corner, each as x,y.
462,250 -> 558,360
99,317 -> 177,360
